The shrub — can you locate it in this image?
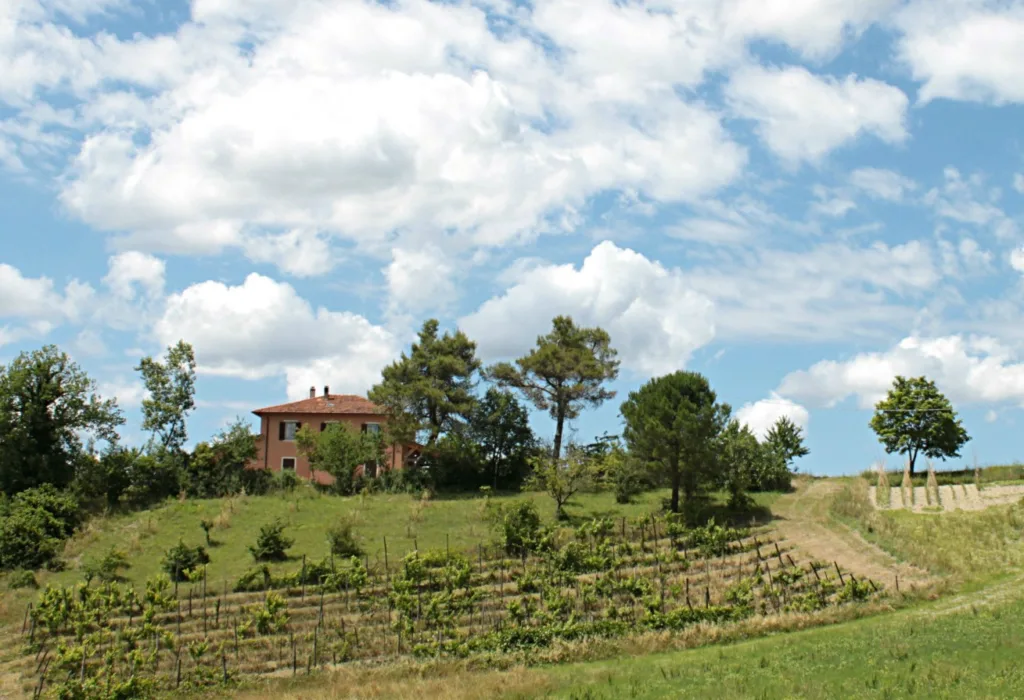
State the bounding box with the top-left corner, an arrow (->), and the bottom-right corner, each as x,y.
83,546 -> 131,583
7,569 -> 38,589
240,467 -> 274,496
200,518 -> 213,546
0,509 -> 63,571
273,470 -> 301,493
492,502 -> 550,555
249,520 -> 293,562
13,484 -> 82,538
162,540 -> 210,582
326,517 -> 363,558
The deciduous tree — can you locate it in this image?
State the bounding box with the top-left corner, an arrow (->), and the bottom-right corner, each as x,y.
0,345 -> 123,495
620,371 -> 730,517
525,444 -> 595,521
870,375 -> 969,475
136,340 -> 196,452
488,316 -> 619,463
469,388 -> 537,489
763,416 -> 809,470
296,423 -> 382,494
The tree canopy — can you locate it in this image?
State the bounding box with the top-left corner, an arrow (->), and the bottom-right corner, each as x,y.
296,423 -> 383,495
136,340 -> 196,452
369,319 -> 481,447
469,388 -> 537,489
0,346 -> 123,495
870,375 -> 969,475
620,371 -> 730,517
763,416 -> 809,470
488,316 -> 619,462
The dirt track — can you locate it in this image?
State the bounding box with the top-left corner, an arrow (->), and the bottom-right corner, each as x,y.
770,479 -> 934,591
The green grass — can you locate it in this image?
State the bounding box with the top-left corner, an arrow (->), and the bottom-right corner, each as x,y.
7,485 -> 781,597
499,589 -> 1024,699
831,478 -> 1024,581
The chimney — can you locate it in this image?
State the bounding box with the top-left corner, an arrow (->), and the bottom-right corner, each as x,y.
323,385 -> 330,397
309,386 -> 315,399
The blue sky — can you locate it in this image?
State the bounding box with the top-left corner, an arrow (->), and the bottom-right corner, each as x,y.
2,0 -> 1024,476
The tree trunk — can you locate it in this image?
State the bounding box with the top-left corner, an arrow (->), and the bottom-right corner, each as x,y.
908,450 -> 918,476
553,407 -> 566,464
670,463 -> 681,513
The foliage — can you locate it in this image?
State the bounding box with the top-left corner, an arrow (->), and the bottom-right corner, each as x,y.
135,339 -> 196,452
326,516 -> 364,558
593,440 -> 648,504
7,568 -> 37,589
620,371 -> 731,518
525,444 -> 597,520
244,591 -> 290,635
83,546 -> 131,583
487,315 -> 619,463
183,418 -> 260,498
870,375 -> 970,474
763,416 -> 809,471
0,485 -> 82,570
719,421 -> 791,497
249,519 -> 294,561
120,446 -> 183,508
296,422 -> 381,495
489,501 -> 553,555
469,388 -> 538,489
0,345 -> 124,495
72,444 -> 134,511
161,539 -> 210,582
369,319 -> 482,447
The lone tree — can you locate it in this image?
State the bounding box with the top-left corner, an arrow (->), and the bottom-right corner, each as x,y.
136,340 -> 196,452
870,375 -> 969,475
0,346 -> 124,495
620,371 -> 730,517
763,416 -> 809,470
369,319 -> 481,448
468,388 -> 537,490
488,316 -> 619,463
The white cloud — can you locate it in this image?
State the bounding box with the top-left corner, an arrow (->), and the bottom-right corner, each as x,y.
1015,173 -> 1024,194
777,335 -> 1024,408
459,241 -> 715,375
725,65 -> 908,163
242,230 -> 336,278
103,251 -> 165,301
0,263 -> 94,322
385,246 -> 458,315
152,273 -> 402,399
923,167 -> 1018,239
938,237 -> 993,278
685,240 -> 939,341
736,393 -> 810,441
97,378 -> 147,408
985,409 -> 998,423
1010,247 -> 1024,273
849,167 -> 917,201
896,2 -> 1024,105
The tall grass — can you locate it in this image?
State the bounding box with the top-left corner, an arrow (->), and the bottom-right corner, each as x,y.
875,463 -> 890,508
862,463 -> 1024,489
830,478 -> 1024,580
926,463 -> 939,507
901,463 -> 913,508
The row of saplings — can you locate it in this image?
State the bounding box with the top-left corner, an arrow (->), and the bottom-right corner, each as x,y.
19,504 -> 877,697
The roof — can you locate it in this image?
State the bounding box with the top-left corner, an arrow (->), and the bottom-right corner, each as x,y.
253,394 -> 385,416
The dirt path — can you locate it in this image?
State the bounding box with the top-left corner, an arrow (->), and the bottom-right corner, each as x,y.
770,479 -> 934,592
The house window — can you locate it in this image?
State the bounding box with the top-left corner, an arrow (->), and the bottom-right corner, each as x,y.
362,423 -> 381,435
279,421 -> 300,441
282,457 -> 296,471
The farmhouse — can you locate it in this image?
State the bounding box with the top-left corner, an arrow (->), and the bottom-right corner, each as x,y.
249,385 -> 420,484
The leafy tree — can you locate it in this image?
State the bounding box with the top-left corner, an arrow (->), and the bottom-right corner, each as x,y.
764,416 -> 809,470
488,316 -> 620,463
870,376 -> 970,475
0,485 -> 83,570
121,447 -> 181,507
162,540 -> 210,582
295,423 -> 382,495
525,444 -> 596,521
136,340 -> 196,452
598,442 -> 648,504
369,319 -> 481,447
184,418 -> 259,497
0,345 -> 124,495
326,516 -> 364,558
469,388 -> 537,489
249,520 -> 293,562
717,420 -> 791,503
620,371 -> 731,518
72,445 -> 133,511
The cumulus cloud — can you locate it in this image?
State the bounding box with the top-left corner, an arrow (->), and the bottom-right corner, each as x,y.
1010,247 -> 1024,273
459,241 -> 715,375
152,273 -> 402,399
896,1 -> 1024,105
725,65 -> 908,164
1015,173 -> 1024,194
777,335 -> 1024,408
736,393 -> 810,441
385,246 -> 458,315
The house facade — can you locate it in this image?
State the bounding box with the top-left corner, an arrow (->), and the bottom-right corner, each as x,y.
250,386 -> 419,484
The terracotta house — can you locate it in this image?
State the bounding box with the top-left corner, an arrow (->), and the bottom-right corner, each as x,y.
250,386 -> 420,485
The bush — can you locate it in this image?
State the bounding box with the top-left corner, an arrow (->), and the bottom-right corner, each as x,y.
162,540 -> 210,582
83,546 -> 131,583
249,520 -> 294,562
0,509 -> 63,571
12,485 -> 81,539
7,569 -> 38,589
240,467 -> 274,496
491,502 -> 551,555
326,518 -> 363,558
273,470 -> 301,494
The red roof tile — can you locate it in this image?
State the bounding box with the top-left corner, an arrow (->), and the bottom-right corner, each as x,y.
253,394 -> 384,416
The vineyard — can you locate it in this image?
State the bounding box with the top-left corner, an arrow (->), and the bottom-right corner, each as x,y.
5,514 -> 881,698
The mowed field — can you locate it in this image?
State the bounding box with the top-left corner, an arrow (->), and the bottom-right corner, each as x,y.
4,466 -> 1024,699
